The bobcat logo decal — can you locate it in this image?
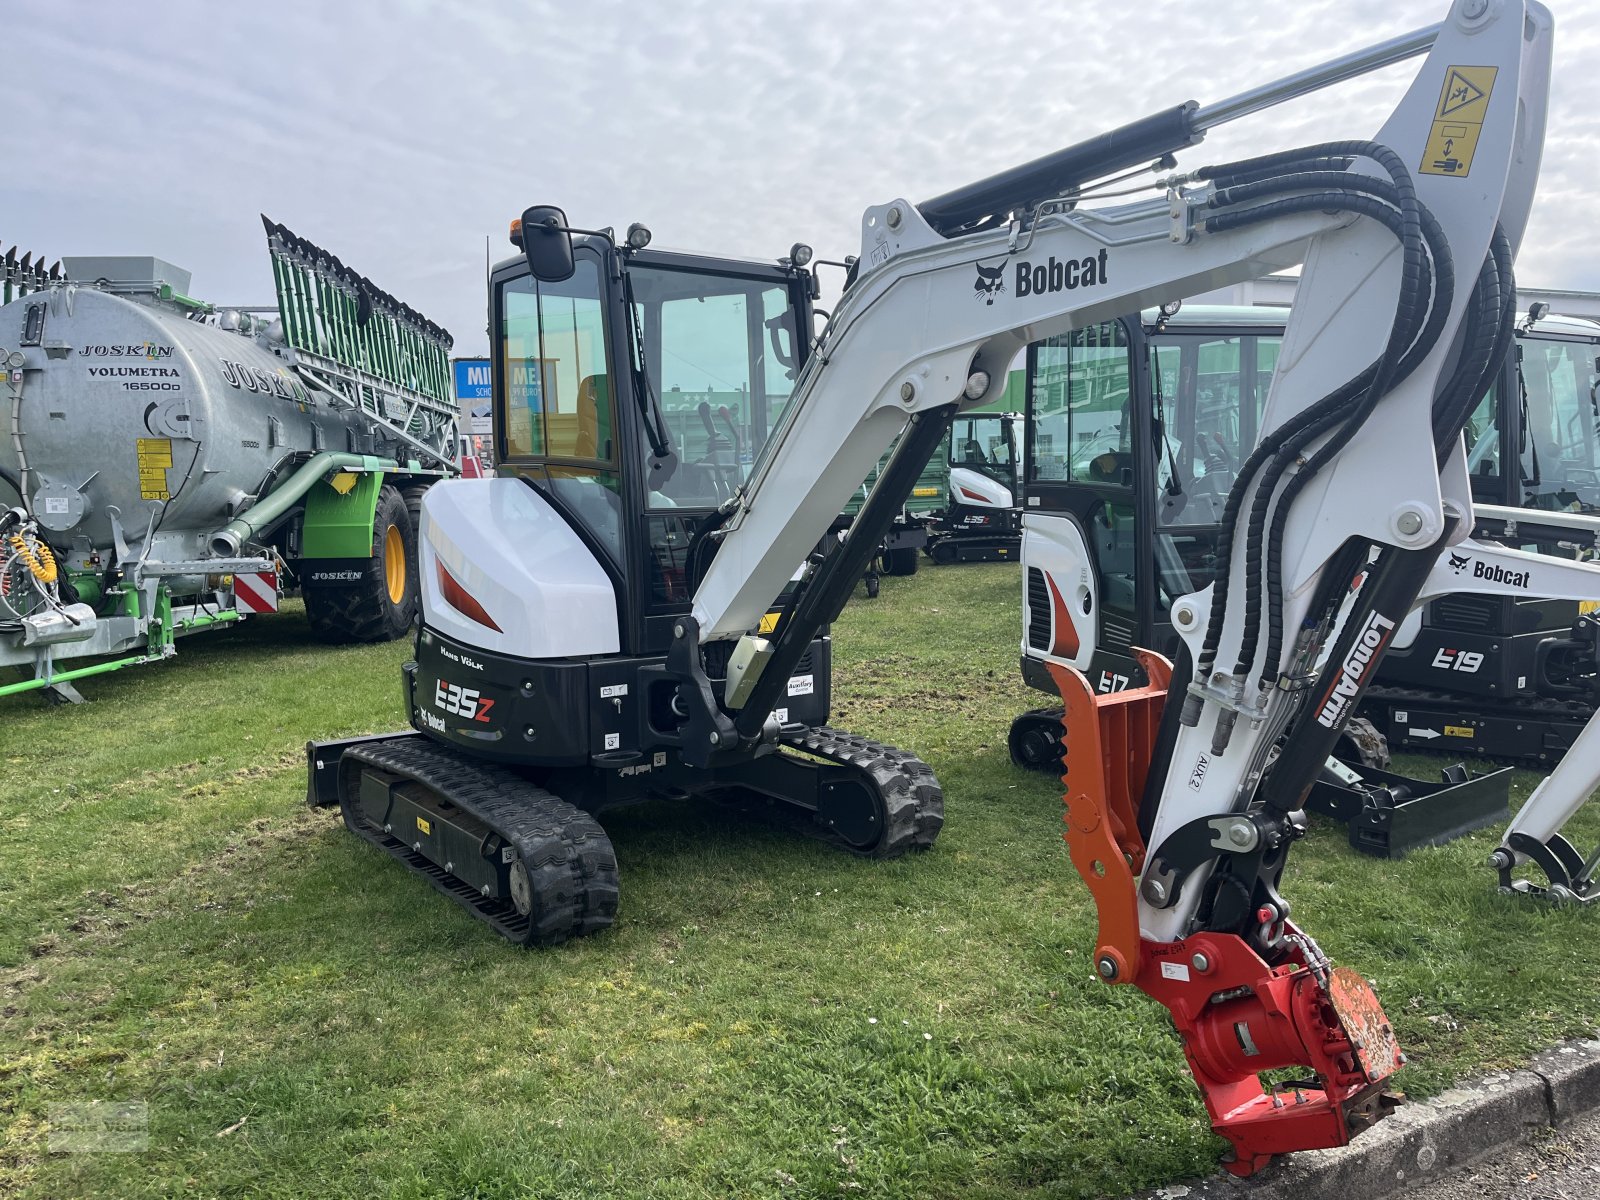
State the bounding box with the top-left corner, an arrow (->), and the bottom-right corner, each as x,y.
973,262 -> 1006,305
1448,551 -> 1470,574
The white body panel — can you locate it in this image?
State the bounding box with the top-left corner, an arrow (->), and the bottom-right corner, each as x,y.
950,466 -> 1013,510
1019,514 -> 1099,674
419,478 -> 619,659
693,202 -> 1351,640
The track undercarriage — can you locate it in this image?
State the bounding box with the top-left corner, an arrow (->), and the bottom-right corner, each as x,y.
309,724 -> 944,946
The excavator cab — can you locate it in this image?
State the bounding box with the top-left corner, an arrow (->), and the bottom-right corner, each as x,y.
493,230 -> 811,640
1016,308 -> 1286,698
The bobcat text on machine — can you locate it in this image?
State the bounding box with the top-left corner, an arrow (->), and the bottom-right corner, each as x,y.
305,0 -> 1594,1174
0,221 -> 459,702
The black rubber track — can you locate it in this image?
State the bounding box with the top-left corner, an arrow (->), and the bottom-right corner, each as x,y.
1362,682 -> 1594,768
337,737 -> 618,946
781,726 -> 944,855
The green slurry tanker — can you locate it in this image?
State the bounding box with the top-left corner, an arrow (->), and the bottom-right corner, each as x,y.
0,218 -> 459,702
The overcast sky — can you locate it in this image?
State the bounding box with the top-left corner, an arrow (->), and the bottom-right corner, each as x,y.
7,1 -> 1595,359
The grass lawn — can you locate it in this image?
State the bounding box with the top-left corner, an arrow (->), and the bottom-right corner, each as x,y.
2,562 -> 1597,1199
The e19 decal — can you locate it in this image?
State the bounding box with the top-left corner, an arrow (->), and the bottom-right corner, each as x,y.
435,678 -> 495,722
1431,648 -> 1484,674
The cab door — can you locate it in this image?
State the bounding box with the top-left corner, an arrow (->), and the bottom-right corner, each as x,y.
1020,318 -> 1148,694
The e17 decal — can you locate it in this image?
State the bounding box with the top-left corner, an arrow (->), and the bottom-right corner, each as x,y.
435,678 -> 495,722
1430,648 -> 1484,674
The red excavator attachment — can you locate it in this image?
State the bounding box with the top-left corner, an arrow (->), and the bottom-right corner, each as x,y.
1048,651 -> 1403,1176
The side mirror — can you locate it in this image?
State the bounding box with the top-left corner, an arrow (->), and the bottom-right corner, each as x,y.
517,205 -> 575,283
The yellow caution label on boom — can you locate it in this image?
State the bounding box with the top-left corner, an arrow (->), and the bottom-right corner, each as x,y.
1419,66 -> 1497,178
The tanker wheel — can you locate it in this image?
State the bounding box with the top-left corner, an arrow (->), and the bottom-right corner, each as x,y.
305,483 -> 419,644
881,546 -> 920,577
401,482 -> 430,586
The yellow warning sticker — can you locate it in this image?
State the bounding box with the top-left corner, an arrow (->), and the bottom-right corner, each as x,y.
1420,65 -> 1497,177
758,611 -> 780,635
416,816 -> 432,835
135,437 -> 173,501
1444,724 -> 1474,738
1581,600 -> 1599,615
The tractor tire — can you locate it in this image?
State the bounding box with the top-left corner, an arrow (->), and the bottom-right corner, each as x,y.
401,483 -> 430,543
304,484 -> 419,644
881,545 -> 920,577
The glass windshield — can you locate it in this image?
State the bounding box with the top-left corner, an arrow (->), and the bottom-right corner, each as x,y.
1028,323 -> 1132,485
628,264 -> 802,509
497,259 -> 625,562
1148,327 -> 1281,527
951,414 -> 1015,485
1518,335 -> 1600,511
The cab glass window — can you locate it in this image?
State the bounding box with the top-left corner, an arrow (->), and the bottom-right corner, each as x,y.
498,258 -> 616,465
1519,336 -> 1600,510
497,258 -> 625,563
627,265 -> 801,510
1029,322 -> 1132,485
1147,329 -> 1280,527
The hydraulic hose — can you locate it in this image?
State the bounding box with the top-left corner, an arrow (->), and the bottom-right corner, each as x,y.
1181,142 -> 1447,691
208,452 -> 397,557
1212,182 -> 1457,682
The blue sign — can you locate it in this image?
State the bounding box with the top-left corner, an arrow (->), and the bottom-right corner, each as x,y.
453,358 -> 492,405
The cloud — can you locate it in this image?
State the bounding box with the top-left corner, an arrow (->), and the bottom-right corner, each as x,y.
5,0 -> 1595,355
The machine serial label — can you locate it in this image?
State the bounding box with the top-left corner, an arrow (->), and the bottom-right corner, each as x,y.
1419,65 -> 1497,178
1160,962 -> 1190,982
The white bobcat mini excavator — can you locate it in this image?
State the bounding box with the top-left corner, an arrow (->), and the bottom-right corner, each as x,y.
307,0 -> 1586,1173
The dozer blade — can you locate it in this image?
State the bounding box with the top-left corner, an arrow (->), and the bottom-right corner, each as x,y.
1307,758 -> 1512,858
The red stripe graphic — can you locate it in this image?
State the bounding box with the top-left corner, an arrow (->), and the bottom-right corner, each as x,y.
232,571 -> 279,614
1044,572 -> 1080,659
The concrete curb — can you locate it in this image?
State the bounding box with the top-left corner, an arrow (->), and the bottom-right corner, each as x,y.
1134,1038 -> 1600,1200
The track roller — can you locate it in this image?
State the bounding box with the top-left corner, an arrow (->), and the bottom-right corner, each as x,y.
335,737 -> 618,946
